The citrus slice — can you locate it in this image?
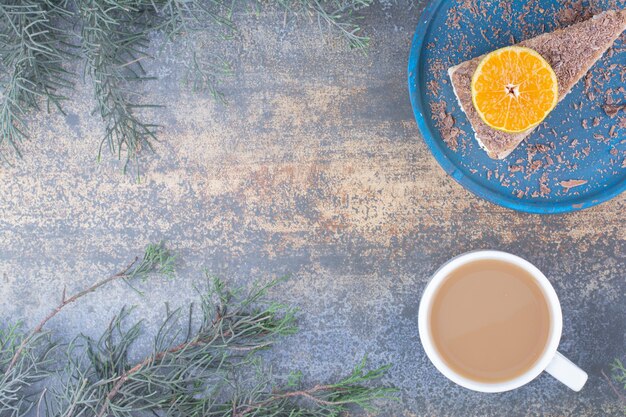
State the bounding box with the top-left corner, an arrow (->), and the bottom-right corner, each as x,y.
471,46 -> 558,133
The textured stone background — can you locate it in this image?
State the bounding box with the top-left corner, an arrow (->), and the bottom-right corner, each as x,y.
0,1 -> 625,416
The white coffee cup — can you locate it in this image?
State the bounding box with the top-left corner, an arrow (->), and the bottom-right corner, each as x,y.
418,250 -> 588,392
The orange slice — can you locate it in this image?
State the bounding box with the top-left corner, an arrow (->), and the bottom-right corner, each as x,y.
471,46 -> 558,133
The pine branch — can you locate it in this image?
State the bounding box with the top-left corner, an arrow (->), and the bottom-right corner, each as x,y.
46,277 -> 394,417
148,0 -> 235,103
275,0 -> 373,49
606,359 -> 626,411
0,0 -> 74,159
0,324 -> 54,417
183,51 -> 232,102
4,243 -> 174,374
2,245 -> 394,417
232,357 -> 395,416
147,0 -> 235,39
0,0 -> 372,168
91,278 -> 297,417
78,0 -> 161,176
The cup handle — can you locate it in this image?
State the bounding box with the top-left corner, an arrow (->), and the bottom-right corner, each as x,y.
545,351 -> 588,391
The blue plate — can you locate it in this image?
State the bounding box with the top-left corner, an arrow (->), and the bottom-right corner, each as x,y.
408,0 -> 626,213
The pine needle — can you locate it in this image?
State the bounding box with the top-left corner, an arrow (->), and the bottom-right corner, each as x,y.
0,0 -> 372,169
0,324 -> 54,417
0,1 -> 73,159
45,277 -> 394,417
276,0 -> 373,49
2,244 -> 394,417
608,359 -> 626,412
78,0 -> 161,177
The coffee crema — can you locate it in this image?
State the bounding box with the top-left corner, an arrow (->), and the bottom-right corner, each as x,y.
429,259 -> 551,383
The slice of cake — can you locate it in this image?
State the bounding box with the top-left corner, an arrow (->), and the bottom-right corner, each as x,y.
448,10 -> 626,159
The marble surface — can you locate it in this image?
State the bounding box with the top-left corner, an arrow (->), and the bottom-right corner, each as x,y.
0,1 -> 624,415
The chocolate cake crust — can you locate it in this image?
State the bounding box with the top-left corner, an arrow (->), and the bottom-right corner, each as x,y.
448,10 -> 626,159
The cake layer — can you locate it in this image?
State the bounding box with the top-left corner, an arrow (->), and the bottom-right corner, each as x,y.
448,10 -> 626,159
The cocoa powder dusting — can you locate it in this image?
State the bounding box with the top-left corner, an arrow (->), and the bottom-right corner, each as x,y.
427,80 -> 441,97
430,101 -> 461,151
603,103 -> 626,117
539,173 -> 551,196
560,179 -> 588,189
425,0 -> 625,201
556,0 -> 594,25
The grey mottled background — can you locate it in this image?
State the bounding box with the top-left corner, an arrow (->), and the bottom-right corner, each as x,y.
0,1 -> 625,416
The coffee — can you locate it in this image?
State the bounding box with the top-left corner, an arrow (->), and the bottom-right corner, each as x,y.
429,259 -> 551,383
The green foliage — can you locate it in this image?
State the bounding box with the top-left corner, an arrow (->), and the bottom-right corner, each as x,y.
611,359 -> 626,413
0,324 -> 54,417
129,241 -> 176,279
78,0 -> 161,175
275,0 -> 373,50
613,359 -> 626,390
0,1 -> 74,159
2,244 -> 395,417
0,242 -> 175,417
0,0 -> 372,171
149,0 -> 235,39
183,51 -> 233,103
